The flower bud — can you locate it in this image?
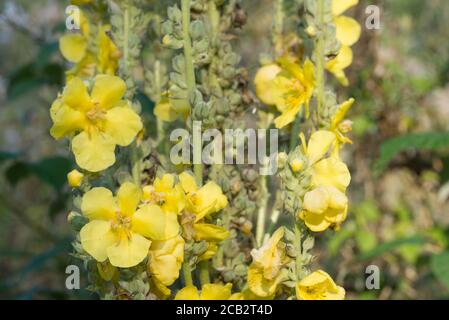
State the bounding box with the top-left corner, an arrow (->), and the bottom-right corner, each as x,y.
67,169 -> 84,188
289,158 -> 304,172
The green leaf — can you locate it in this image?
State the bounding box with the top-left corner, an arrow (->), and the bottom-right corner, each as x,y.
431,251 -> 449,291
374,132 -> 449,173
5,161 -> 31,186
0,151 -> 19,164
29,157 -> 73,190
357,236 -> 426,261
356,230 -> 378,253
5,156 -> 73,190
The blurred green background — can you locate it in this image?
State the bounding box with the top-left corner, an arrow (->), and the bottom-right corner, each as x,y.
1,0 -> 449,299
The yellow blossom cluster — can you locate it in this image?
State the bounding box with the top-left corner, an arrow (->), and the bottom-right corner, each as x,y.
59,10 -> 120,80
78,173 -> 229,294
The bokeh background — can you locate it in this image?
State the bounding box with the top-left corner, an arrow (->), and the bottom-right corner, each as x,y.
1,0 -> 449,299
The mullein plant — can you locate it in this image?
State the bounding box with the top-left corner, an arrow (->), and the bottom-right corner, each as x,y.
52,0 -> 359,300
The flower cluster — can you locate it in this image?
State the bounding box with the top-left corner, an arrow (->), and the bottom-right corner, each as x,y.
50,0 -> 360,300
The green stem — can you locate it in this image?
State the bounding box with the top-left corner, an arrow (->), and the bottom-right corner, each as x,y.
273,0 -> 284,56
154,60 -> 165,143
131,142 -> 141,186
182,262 -> 193,286
208,0 -> 220,40
294,221 -> 303,280
256,175 -> 268,246
181,0 -> 196,97
199,261 -> 210,285
182,0 -> 202,186
289,111 -> 302,151
315,0 -> 326,115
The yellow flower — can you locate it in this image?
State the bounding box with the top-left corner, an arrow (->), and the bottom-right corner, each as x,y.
327,0 -> 361,86
148,235 -> 184,288
331,98 -> 355,146
179,172 -> 229,242
254,59 -> 315,129
296,270 -> 345,300
59,12 -> 120,79
289,158 -> 304,173
79,182 -> 180,268
198,242 -> 218,261
154,95 -> 189,122
299,185 -> 348,232
67,169 -> 84,188
50,75 -> 142,172
97,25 -> 121,75
248,227 -> 287,297
254,64 -> 283,106
300,130 -> 351,190
175,283 -> 233,300
143,174 -> 186,215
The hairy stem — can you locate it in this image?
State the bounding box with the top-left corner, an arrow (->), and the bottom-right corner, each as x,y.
294,221 -> 303,280
199,261 -> 211,285
182,262 -> 193,286
182,0 -> 202,186
256,175 -> 268,246
315,0 -> 326,115
273,0 -> 284,56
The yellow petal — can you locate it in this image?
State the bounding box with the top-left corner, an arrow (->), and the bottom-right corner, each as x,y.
132,204 -> 180,240
332,0 -> 359,16
193,223 -> 230,242
335,16 -> 361,46
72,131 -> 116,172
107,232 -> 151,268
117,182 -> 142,217
303,187 -> 330,214
254,64 -> 283,106
175,286 -> 201,300
154,98 -> 180,122
198,242 -> 218,261
312,157 -> 351,191
332,98 -> 354,129
103,106 -> 142,147
67,169 -> 84,188
307,130 -> 336,164
80,220 -> 117,262
91,75 -> 126,109
229,293 -> 245,300
81,187 -> 117,220
179,172 -> 198,193
62,77 -> 92,111
200,283 -> 233,300
303,58 -> 316,84
96,25 -> 120,75
296,270 -> 345,300
193,182 -> 228,221
274,103 -> 302,129
325,206 -> 348,224
149,255 -> 180,286
301,211 -> 331,232
326,45 -> 353,86
247,264 -> 282,297
154,174 -> 175,192
59,34 -> 87,63
50,102 -> 85,139
326,286 -> 346,300
327,186 -> 348,210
